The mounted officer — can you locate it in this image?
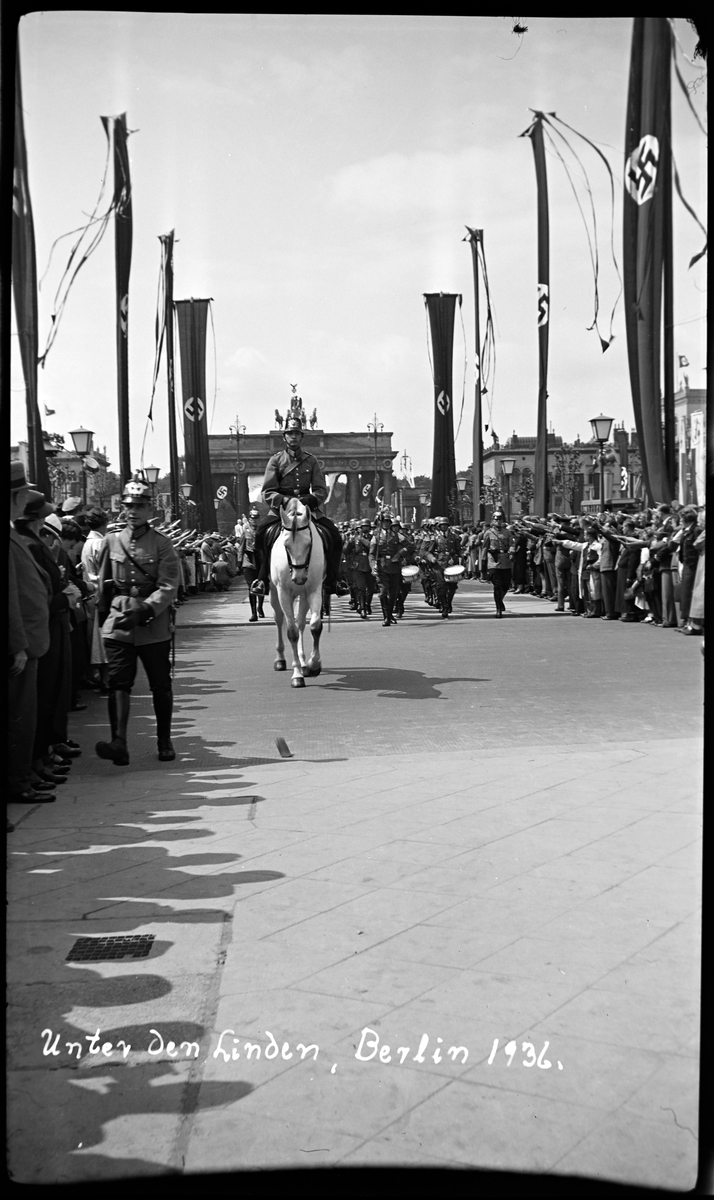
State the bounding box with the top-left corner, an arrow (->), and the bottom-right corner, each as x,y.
250,415 -> 343,598
95,475 -> 180,766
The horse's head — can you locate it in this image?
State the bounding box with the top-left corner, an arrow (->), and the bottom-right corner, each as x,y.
279,498 -> 313,583
280,497 -> 311,534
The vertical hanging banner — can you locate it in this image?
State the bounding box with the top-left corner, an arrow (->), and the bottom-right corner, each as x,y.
522,113 -> 550,518
151,231 -> 180,519
425,293 -> 460,519
464,228 -> 484,518
623,17 -> 673,505
13,55 -> 50,496
100,113 -> 133,483
175,299 -> 214,532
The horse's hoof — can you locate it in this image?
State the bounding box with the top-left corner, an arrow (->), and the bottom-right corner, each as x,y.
307,664 -> 321,677
274,660 -> 287,672
291,676 -> 306,688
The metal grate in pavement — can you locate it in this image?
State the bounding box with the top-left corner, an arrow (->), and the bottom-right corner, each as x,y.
66,934 -> 155,962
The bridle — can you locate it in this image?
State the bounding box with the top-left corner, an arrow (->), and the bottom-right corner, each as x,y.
280,500 -> 314,579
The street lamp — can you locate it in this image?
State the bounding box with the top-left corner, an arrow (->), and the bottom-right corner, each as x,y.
144,464 -> 160,515
69,426 -> 94,507
229,417 -> 246,518
180,482 -> 193,530
456,476 -> 470,525
367,414 -> 384,509
589,414 -> 614,509
501,457 -> 516,521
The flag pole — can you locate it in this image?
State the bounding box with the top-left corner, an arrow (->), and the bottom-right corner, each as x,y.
465,228 -> 485,521
162,232 -> 180,520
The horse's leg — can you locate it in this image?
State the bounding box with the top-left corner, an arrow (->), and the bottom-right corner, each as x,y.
282,589 -> 304,688
304,557 -> 325,676
295,592 -> 310,677
271,583 -> 287,671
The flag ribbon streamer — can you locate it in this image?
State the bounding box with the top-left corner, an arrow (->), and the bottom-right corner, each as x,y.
38,137 -> 114,367
536,110 -> 623,352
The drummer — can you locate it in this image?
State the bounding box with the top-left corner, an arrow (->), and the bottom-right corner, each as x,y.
430,515 -> 460,618
392,517 -> 415,618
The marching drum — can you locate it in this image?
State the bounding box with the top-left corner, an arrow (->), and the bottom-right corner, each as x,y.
444,564 -> 465,578
401,565 -> 421,581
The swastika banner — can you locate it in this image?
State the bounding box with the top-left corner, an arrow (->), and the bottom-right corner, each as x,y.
425,293 -> 460,519
623,18 -> 674,504
176,299 -> 215,533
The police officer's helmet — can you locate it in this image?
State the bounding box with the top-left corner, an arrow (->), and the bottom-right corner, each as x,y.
284,416 -> 304,435
122,474 -> 152,504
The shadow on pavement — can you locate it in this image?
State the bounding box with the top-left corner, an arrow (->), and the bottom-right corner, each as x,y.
320,666 -> 491,700
8,655 -> 293,1181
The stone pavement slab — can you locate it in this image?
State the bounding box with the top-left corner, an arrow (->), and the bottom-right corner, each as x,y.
7,580 -> 703,1186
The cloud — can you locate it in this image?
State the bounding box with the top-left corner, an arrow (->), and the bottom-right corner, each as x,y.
331,145 -> 526,216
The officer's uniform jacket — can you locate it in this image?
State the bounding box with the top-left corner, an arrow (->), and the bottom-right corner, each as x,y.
262,448 -> 328,514
352,534 -> 372,573
99,524 -> 180,644
237,523 -> 258,567
369,528 -> 404,575
430,532 -> 455,569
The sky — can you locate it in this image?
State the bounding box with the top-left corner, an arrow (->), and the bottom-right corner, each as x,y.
11,14 -> 708,478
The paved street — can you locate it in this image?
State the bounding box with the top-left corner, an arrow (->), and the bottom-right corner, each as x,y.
7,578 -> 703,1186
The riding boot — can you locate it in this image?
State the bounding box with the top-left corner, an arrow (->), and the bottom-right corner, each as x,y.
154,689 -> 175,761
250,544 -> 270,596
96,690 -> 130,765
257,596 -> 265,618
249,593 -> 258,622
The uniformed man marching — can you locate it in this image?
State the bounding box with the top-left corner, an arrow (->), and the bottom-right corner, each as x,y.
369,508 -> 406,626
95,476 -> 181,766
250,415 -> 343,597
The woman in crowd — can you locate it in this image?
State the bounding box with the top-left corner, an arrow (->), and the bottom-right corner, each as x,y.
81,508 -> 110,694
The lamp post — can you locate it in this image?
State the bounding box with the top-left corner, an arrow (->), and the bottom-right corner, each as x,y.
180,482 -> 193,530
367,414 -> 384,509
501,457 -> 516,521
589,414 -> 614,510
229,417 -> 246,518
68,426 -> 94,507
144,464 -> 160,516
456,475 -> 470,526
399,451 -> 412,521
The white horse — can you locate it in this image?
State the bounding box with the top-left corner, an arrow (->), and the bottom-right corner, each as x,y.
270,497 -> 326,688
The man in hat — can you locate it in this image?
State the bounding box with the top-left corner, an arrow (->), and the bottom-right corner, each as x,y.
9,462 -> 54,804
95,475 -> 180,766
61,495 -> 84,517
250,415 -> 343,598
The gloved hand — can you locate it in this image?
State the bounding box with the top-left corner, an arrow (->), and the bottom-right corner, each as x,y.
114,603 -> 152,631
304,494 -> 319,511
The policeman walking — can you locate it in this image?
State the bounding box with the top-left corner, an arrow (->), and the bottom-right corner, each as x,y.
95,476 -> 181,765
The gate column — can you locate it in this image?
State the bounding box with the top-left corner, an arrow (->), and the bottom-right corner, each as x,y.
347,470 -> 360,519
381,470 -> 393,507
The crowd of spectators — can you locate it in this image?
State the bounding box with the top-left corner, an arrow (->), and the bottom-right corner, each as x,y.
453,503 -> 705,633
